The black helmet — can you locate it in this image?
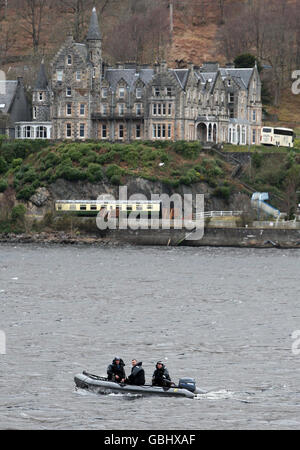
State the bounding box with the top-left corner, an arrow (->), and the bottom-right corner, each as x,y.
156,361 -> 164,368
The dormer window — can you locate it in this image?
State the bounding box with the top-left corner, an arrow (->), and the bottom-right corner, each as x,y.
166,87 -> 172,96
67,55 -> 72,65
136,87 -> 142,99
154,87 -> 160,97
227,79 -> 231,86
119,87 -> 125,98
39,92 -> 43,101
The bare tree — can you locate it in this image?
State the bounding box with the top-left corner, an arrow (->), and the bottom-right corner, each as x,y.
15,0 -> 49,55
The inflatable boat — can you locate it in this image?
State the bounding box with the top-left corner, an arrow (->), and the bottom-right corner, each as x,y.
74,371 -> 206,399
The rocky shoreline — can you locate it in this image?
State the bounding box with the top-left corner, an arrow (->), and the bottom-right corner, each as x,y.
0,232 -> 117,246
1,228 -> 300,248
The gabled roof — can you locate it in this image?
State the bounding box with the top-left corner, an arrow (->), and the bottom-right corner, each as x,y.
86,7 -> 101,41
171,69 -> 189,90
0,80 -> 18,114
34,62 -> 48,90
104,68 -> 154,92
219,68 -> 254,88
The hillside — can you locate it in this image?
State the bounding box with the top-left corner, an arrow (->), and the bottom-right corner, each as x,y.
0,0 -> 299,130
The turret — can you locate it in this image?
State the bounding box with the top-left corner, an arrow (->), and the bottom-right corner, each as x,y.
32,60 -> 50,121
87,7 -> 102,85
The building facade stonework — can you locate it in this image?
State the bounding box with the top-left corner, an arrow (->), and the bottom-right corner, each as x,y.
22,8 -> 262,145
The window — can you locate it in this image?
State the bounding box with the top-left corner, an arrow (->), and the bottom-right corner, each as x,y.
136,124 -> 141,139
153,103 -> 157,115
119,103 -> 125,116
25,126 -> 33,138
119,124 -> 124,139
57,70 -> 63,82
168,124 -> 172,139
80,205 -> 87,211
33,107 -> 37,119
66,123 -> 72,138
136,87 -> 142,98
66,87 -> 72,97
36,126 -> 47,139
67,55 -> 72,65
152,124 -> 156,138
167,87 -> 172,96
136,103 -> 142,116
157,103 -> 162,116
154,87 -> 160,97
252,129 -> 256,144
102,103 -> 108,115
66,103 -> 72,115
168,103 -> 172,116
102,124 -> 107,139
227,79 -> 231,86
252,110 -> 256,122
79,123 -> 85,138
119,87 -> 125,98
162,103 -> 166,116
102,88 -> 108,98
229,93 -> 234,103
80,104 -> 85,115
76,70 -> 81,81
39,92 -> 43,101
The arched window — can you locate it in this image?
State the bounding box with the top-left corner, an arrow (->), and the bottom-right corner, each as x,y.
208,124 -> 212,141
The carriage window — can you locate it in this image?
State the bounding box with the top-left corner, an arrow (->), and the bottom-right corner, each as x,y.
90,205 -> 97,210
80,205 -> 87,211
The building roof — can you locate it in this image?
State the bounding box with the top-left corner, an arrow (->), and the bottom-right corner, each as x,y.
86,7 -> 101,41
104,68 -> 154,92
219,68 -> 254,88
171,69 -> 189,89
34,62 -> 48,90
0,80 -> 18,114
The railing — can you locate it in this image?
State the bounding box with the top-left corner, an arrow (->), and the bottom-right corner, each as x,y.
196,211 -> 243,219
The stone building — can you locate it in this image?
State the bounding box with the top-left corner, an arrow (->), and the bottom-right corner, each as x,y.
19,7 -> 262,145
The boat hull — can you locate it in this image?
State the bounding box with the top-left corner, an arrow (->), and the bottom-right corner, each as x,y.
74,373 -> 198,398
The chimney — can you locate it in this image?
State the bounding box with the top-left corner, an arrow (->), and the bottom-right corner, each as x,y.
160,61 -> 168,73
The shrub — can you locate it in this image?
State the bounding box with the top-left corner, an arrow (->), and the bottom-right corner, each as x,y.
0,178 -> 8,192
86,163 -> 103,182
213,186 -> 232,202
252,152 -> 264,169
172,141 -> 202,159
0,156 -> 7,174
16,186 -> 36,201
11,204 -> 27,223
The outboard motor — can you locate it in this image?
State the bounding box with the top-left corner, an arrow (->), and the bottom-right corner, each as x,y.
178,377 -> 196,393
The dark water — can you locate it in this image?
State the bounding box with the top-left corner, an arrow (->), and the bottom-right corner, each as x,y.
0,244 -> 300,430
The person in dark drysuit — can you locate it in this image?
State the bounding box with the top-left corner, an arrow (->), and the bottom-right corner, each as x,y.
107,357 -> 126,383
126,359 -> 145,385
152,361 -> 173,387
